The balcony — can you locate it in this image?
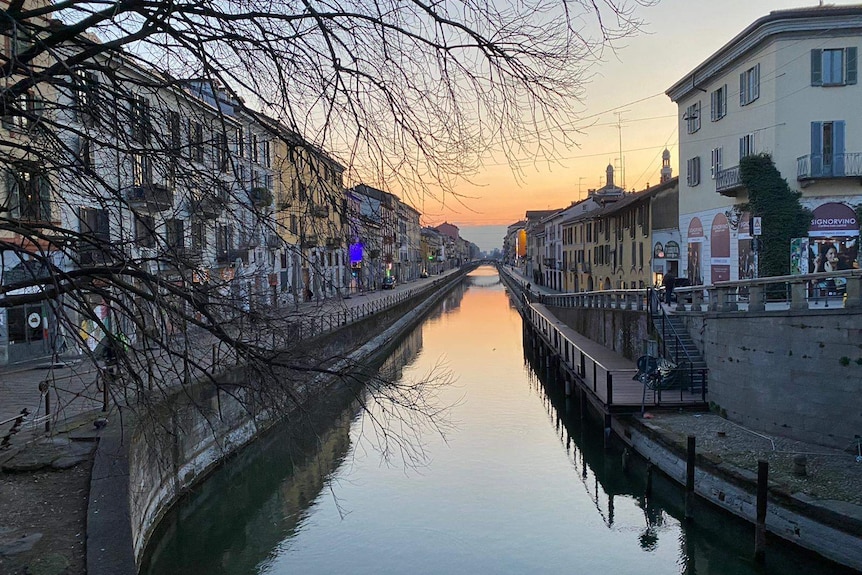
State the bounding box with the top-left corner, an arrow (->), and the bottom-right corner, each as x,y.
311,204 -> 329,218
216,248 -> 248,265
248,187 -> 273,208
266,234 -> 281,249
191,190 -> 227,219
126,183 -> 173,212
797,153 -> 862,183
301,235 -> 319,249
326,237 -> 343,249
579,262 -> 591,273
715,166 -> 743,196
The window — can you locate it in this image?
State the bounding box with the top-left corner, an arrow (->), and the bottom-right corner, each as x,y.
739,63 -> 760,106
215,131 -> 229,173
262,140 -> 271,168
5,166 -> 50,222
685,101 -> 701,134
135,214 -> 156,248
79,207 -> 110,241
76,136 -> 93,173
189,121 -> 204,163
710,84 -> 727,121
290,214 -> 298,234
235,127 -> 244,157
2,90 -> 40,131
191,219 -> 206,250
168,111 -> 181,155
686,157 -> 701,186
5,20 -> 30,59
639,242 -> 644,269
130,96 -> 150,143
166,218 -> 184,249
251,134 -> 259,163
810,121 -> 846,177
72,70 -> 99,124
216,224 -> 233,258
132,154 -> 152,186
739,133 -> 756,159
811,48 -> 857,86
710,147 -> 723,179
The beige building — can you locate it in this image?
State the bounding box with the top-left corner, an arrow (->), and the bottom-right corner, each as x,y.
668,6 -> 862,284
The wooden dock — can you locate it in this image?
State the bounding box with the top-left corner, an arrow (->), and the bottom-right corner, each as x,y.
527,303 -> 707,414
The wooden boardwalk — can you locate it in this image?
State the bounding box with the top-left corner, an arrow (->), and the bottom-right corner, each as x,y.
527,304 -> 707,414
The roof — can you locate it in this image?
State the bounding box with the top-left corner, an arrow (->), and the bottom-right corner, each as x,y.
563,176 -> 678,224
667,5 -> 862,102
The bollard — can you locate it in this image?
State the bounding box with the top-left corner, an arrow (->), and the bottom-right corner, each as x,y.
792,454 -> 807,477
685,435 -> 696,522
755,459 -> 769,562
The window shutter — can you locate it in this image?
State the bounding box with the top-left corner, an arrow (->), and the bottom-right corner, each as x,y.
834,120 -> 846,176
722,84 -> 727,115
811,49 -> 823,86
739,72 -> 745,105
710,90 -> 716,121
38,174 -> 51,222
846,47 -> 857,85
5,170 -> 20,217
753,64 -> 760,101
810,122 -> 823,176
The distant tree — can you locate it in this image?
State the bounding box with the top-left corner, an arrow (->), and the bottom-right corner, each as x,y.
739,154 -> 811,278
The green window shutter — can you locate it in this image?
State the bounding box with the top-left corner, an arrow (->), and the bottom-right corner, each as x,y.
39,174 -> 51,221
811,49 -> 823,86
846,47 -> 857,85
5,170 -> 20,217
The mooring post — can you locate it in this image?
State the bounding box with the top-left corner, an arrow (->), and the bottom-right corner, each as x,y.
755,459 -> 769,562
685,435 -> 696,522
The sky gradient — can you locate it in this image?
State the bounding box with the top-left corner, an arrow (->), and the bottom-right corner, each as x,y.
421,0 -> 858,251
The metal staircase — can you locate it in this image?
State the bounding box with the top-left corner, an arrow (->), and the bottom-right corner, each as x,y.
649,290 -> 709,395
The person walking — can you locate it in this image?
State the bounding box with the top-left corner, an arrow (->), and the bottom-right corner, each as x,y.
662,271 -> 676,305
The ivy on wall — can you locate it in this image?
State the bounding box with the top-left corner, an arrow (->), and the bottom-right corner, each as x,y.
739,154 -> 811,278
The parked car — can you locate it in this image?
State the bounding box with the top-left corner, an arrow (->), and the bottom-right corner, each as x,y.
382,276 -> 396,289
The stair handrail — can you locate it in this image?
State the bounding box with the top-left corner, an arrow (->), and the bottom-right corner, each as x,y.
649,288 -> 706,398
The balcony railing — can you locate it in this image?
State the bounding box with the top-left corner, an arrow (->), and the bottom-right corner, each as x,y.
191,190 -> 227,219
715,165 -> 743,196
797,153 -> 862,181
248,187 -> 273,208
126,183 -> 173,212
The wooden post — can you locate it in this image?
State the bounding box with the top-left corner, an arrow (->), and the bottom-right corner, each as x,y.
755,459 -> 769,562
685,435 -> 696,522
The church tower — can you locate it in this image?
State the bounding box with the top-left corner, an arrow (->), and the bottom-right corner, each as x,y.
660,149 -> 672,183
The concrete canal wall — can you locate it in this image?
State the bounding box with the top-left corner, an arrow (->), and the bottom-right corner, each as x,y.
548,306 -> 650,362
673,310 -> 862,450
88,268 -> 474,575
616,417 -> 862,572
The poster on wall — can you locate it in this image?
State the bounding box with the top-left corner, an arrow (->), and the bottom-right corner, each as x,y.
790,238 -> 810,275
686,218 -> 704,285
809,238 -> 858,272
710,213 -> 731,282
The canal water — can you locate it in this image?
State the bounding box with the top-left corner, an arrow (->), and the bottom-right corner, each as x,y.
142,266 -> 853,575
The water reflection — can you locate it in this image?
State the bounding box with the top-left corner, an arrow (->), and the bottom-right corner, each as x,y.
145,266 -> 855,575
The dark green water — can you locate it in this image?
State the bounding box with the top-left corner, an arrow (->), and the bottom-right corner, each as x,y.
141,266 -> 855,575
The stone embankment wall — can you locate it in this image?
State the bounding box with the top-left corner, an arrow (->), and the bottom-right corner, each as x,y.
89,269 -> 473,575
546,306 -> 650,362
675,309 -> 861,450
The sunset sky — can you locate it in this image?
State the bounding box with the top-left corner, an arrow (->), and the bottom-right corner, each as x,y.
419,0 -> 859,250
